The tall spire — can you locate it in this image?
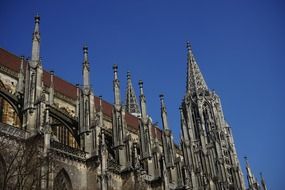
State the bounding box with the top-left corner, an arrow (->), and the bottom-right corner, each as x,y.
83,46 -> 90,94
186,41 -> 208,94
125,71 -> 140,115
160,94 -> 176,168
31,14 -> 40,67
138,80 -> 152,161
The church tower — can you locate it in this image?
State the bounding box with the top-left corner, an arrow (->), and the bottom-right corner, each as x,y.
180,42 -> 246,190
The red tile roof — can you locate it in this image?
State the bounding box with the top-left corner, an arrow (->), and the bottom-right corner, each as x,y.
0,48 -> 146,130
0,48 -> 22,73
43,71 -> 77,100
94,97 -> 113,118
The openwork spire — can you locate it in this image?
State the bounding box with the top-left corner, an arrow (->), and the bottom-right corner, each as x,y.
125,71 -> 140,115
186,41 -> 208,94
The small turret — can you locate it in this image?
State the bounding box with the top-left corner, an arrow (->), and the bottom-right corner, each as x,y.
138,80 -> 152,162
160,94 -> 176,168
22,15 -> 44,132
78,45 -> 95,156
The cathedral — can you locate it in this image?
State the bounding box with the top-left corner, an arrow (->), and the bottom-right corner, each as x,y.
0,16 -> 267,190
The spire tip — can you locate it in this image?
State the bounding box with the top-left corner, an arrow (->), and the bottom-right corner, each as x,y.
138,80 -> 143,88
83,46 -> 88,53
113,64 -> 118,71
34,14 -> 40,23
127,71 -> 131,80
186,41 -> 192,51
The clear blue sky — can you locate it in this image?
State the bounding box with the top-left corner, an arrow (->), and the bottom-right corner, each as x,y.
1,0 -> 284,189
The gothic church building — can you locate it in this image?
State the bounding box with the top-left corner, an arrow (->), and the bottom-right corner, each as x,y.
0,16 -> 266,190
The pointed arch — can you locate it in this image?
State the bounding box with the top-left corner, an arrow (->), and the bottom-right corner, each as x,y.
49,114 -> 79,148
202,101 -> 215,123
0,154 -> 6,190
53,168 -> 73,190
202,101 -> 215,143
0,94 -> 21,128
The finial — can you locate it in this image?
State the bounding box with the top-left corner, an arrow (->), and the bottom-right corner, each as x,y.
34,14 -> 40,23
127,71 -> 131,80
20,55 -> 25,60
159,94 -> 164,101
138,80 -> 143,88
50,70 -> 54,75
159,94 -> 166,110
83,46 -> 88,54
113,64 -> 118,72
138,80 -> 144,95
186,41 -> 191,51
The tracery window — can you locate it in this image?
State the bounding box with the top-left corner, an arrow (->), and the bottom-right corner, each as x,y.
203,103 -> 215,143
191,106 -> 201,140
53,169 -> 73,190
0,96 -> 20,127
51,117 -> 79,148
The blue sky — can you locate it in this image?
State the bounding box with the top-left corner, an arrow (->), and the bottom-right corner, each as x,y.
1,0 -> 285,189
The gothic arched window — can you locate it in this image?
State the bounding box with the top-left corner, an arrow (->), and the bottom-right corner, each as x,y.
191,106 -> 201,140
53,169 -> 73,190
51,117 -> 79,148
203,103 -> 215,143
0,96 -> 21,128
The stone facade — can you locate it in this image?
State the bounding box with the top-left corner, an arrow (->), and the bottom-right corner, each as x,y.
0,16 -> 267,190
